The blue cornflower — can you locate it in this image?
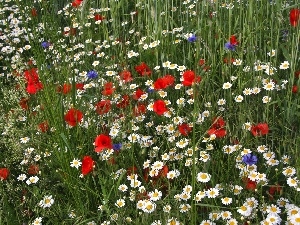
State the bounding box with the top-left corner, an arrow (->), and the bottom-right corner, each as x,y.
187,34 -> 197,43
147,88 -> 154,93
41,41 -> 51,49
242,153 -> 258,165
225,42 -> 236,51
112,143 -> 122,151
87,70 -> 98,79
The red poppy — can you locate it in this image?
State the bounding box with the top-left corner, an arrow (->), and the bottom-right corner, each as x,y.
38,121 -> 49,133
19,97 -> 29,110
120,70 -> 133,83
207,117 -> 226,138
26,83 -> 43,94
295,71 -> 300,78
24,68 -> 43,94
102,82 -> 115,96
292,85 -> 298,93
153,100 -> 168,115
31,8 -> 37,17
178,123 -> 192,136
81,156 -> 95,175
154,75 -> 175,90
132,88 -> 145,100
116,95 -> 130,108
223,57 -> 235,64
251,123 -> 269,136
72,0 -> 83,7
95,100 -> 111,115
134,103 -> 147,116
94,134 -> 113,152
199,59 -> 205,66
127,166 -> 138,175
0,168 -> 9,180
64,108 -> 83,126
94,14 -> 105,21
244,178 -> 257,191
182,70 -> 201,86
76,83 -> 84,90
135,62 -> 152,76
57,83 -> 72,94
230,35 -> 239,45
28,164 -> 39,175
290,9 -> 300,27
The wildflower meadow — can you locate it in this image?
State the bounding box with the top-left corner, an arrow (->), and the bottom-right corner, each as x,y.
1,0 -> 300,224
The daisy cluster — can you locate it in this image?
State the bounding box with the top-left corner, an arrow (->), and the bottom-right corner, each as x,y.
0,0 -> 300,225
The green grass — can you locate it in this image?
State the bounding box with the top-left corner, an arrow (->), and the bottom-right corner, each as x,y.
0,0 -> 300,224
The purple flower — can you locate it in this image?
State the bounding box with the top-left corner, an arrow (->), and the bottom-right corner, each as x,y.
41,41 -> 51,49
187,34 -> 197,43
225,42 -> 236,51
113,143 -> 122,151
242,153 -> 258,165
87,70 -> 98,79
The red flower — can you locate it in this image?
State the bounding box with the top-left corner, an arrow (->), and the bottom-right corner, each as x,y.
19,97 -> 29,110
207,117 -> 226,138
57,83 -> 72,94
251,123 -> 269,136
75,83 -> 84,90
94,14 -> 105,21
102,82 -> 115,96
0,168 -> 9,180
24,68 -> 43,94
31,8 -> 38,17
292,85 -> 298,93
81,156 -> 95,175
230,35 -> 239,45
244,178 -> 257,191
95,100 -> 111,115
38,121 -> 49,133
153,100 -> 168,115
116,95 -> 130,109
134,103 -> 147,116
64,108 -> 83,126
295,71 -> 300,78
178,123 -> 192,136
72,0 -> 83,7
182,70 -> 201,86
290,9 -> 300,27
94,134 -> 113,152
154,75 -> 175,90
28,164 -> 39,175
120,70 -> 133,83
127,166 -> 138,175
132,88 -> 145,100
135,62 -> 152,76
199,59 -> 205,66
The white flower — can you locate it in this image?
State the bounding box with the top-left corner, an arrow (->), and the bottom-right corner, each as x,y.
148,189 -> 162,201
115,199 -> 125,208
26,176 -> 39,185
267,49 -> 276,57
70,159 -> 82,169
20,137 -> 30,143
39,195 -> 54,208
222,82 -> 232,89
197,172 -> 211,183
234,95 -> 244,102
221,197 -> 232,205
31,217 -> 43,225
287,177 -> 298,187
279,61 -> 289,69
262,96 -> 271,103
17,174 -> 27,181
